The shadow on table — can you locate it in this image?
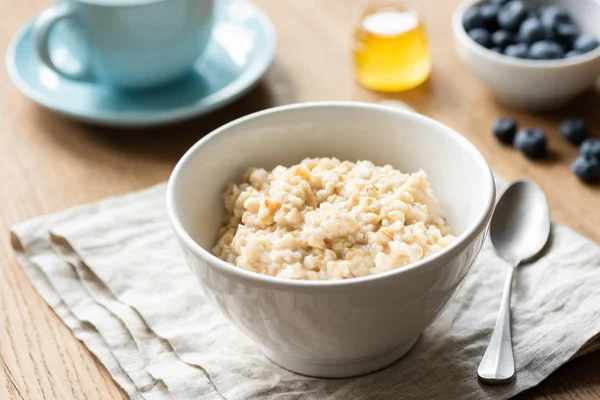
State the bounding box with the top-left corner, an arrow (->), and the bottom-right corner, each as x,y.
536,89 -> 600,126
29,77 -> 287,165
489,88 -> 600,127
352,71 -> 439,116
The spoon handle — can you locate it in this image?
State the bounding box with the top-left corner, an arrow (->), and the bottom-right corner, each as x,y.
477,264 -> 517,384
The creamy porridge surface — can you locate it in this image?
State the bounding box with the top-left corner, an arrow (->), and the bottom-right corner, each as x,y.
212,158 -> 455,280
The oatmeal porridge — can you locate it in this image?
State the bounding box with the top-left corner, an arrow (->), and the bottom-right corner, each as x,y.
212,158 -> 455,280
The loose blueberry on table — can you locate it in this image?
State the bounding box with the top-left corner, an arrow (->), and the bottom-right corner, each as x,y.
560,119 -> 588,146
514,128 -> 547,158
492,117 -> 518,144
572,156 -> 600,183
580,139 -> 600,162
490,117 -> 599,184
577,140 -> 600,184
463,1 -> 600,59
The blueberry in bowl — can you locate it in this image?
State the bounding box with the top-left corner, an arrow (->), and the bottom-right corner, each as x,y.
480,4 -> 501,30
565,49 -> 583,58
468,28 -> 493,48
491,30 -> 514,48
461,1 -> 598,59
518,18 -> 545,43
497,1 -> 529,32
574,34 -> 600,53
540,5 -> 572,26
528,40 -> 565,59
453,0 -> 600,110
504,43 -> 529,58
463,6 -> 488,31
553,24 -> 579,48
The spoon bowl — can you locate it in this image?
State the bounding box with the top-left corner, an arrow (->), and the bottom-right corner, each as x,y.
491,181 -> 552,265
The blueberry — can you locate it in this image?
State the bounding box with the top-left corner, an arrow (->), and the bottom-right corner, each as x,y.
519,18 -> 546,43
526,8 -> 539,19
468,28 -> 493,48
528,40 -> 565,59
490,0 -> 511,5
480,4 -> 500,30
514,128 -> 547,158
463,6 -> 485,31
505,43 -> 529,58
492,117 -> 517,144
537,5 -> 552,15
566,49 -> 584,58
521,2 -> 537,17
554,24 -> 579,48
573,34 -> 600,53
491,46 -> 504,54
572,156 -> 600,183
580,139 -> 600,162
498,1 -> 529,32
540,5 -> 572,27
492,30 -> 514,48
560,119 -> 588,145
542,21 -> 558,41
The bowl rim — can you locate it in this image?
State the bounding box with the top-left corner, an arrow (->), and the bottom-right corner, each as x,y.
166,101 -> 496,289
452,0 -> 600,68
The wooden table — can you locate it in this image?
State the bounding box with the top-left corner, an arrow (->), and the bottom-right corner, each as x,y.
1,0 -> 599,399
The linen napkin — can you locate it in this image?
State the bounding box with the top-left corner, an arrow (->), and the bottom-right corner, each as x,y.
11,177 -> 600,400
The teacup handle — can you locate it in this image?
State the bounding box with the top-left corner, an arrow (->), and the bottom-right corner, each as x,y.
33,3 -> 93,81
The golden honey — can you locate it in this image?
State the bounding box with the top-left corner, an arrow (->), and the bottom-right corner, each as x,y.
353,5 -> 431,92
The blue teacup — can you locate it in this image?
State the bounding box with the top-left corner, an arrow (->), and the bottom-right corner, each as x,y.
33,0 -> 215,89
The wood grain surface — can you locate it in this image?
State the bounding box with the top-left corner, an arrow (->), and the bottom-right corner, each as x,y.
1,0 -> 599,399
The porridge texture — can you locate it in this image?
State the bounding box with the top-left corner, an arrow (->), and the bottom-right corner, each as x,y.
212,158 -> 455,280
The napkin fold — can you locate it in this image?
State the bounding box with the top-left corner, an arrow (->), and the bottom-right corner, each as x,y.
11,179 -> 600,400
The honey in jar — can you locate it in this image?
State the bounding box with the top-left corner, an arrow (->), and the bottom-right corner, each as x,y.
353,3 -> 431,92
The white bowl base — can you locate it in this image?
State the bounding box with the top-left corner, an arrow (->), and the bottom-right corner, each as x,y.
260,336 -> 420,378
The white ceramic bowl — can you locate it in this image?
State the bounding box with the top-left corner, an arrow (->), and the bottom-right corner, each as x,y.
166,102 -> 495,378
452,0 -> 600,110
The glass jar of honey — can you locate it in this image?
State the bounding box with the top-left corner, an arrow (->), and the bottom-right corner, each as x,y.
353,0 -> 431,92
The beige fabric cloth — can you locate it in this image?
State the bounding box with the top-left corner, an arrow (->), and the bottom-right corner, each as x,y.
11,178 -> 600,400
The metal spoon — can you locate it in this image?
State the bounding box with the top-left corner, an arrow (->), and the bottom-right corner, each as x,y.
477,180 -> 551,385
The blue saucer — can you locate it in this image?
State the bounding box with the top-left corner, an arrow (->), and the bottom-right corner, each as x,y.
6,1 -> 276,127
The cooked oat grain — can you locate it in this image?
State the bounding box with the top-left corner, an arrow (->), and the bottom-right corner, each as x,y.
212,158 -> 455,280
